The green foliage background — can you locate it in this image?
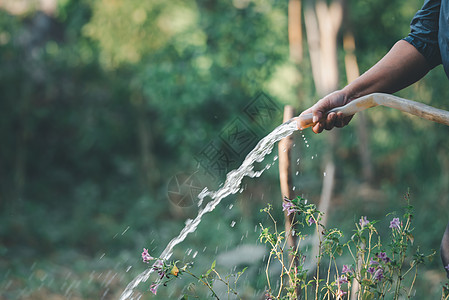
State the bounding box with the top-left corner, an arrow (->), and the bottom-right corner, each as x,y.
0,0 -> 448,298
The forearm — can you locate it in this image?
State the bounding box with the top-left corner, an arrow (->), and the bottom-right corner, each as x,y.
300,40 -> 434,133
342,40 -> 432,100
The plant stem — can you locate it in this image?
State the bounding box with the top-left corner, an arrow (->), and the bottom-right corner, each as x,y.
315,224 -> 322,300
407,265 -> 418,298
184,270 -> 219,299
266,250 -> 273,292
211,269 -> 240,299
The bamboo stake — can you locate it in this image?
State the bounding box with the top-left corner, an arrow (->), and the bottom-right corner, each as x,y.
278,105 -> 299,296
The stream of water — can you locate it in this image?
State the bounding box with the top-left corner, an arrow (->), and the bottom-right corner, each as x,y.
119,118 -> 299,300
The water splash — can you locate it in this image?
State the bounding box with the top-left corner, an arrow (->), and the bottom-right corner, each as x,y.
119,119 -> 298,300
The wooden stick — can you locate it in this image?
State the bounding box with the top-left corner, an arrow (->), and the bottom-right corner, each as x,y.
278,105 -> 299,295
279,105 -> 296,202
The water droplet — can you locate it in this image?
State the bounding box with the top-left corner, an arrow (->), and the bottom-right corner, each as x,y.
102,288 -> 110,299
295,171 -> 299,175
125,266 -> 132,273
121,226 -> 130,235
323,172 -> 326,177
311,156 -> 314,159
228,204 -> 234,209
306,144 -> 310,148
292,186 -> 296,191
193,251 -> 198,258
230,221 -> 236,227
273,155 -> 278,161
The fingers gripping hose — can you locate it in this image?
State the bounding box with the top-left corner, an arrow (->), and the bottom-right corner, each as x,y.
296,93 -> 449,130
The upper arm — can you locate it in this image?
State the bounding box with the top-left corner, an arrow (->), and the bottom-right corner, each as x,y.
403,0 -> 442,68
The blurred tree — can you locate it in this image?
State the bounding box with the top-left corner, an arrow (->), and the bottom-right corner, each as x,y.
0,0 -> 292,255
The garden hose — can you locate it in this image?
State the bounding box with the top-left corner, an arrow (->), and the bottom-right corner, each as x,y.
296,92 -> 449,130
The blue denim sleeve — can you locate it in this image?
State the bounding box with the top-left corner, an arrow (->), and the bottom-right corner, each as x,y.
403,0 -> 442,68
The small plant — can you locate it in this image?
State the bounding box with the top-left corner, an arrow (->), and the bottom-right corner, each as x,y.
140,193 -> 443,299
443,283 -> 449,300
140,249 -> 246,299
258,193 -> 436,299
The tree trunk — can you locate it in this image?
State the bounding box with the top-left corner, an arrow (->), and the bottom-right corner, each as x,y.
289,0 -> 303,63
132,93 -> 159,192
303,0 -> 342,276
343,32 -> 374,183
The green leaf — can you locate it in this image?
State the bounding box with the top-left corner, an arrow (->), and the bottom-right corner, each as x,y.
336,246 -> 343,256
238,267 -> 248,276
407,232 -> 414,244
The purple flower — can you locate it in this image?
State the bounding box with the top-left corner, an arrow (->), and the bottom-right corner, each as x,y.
367,267 -> 376,274
142,248 -> 154,263
390,217 -> 400,229
337,275 -> 348,285
373,268 -> 384,281
264,293 -> 275,300
308,217 -> 316,226
150,283 -> 159,295
152,260 -> 165,279
445,264 -> 449,271
359,216 -> 369,228
369,257 -> 378,265
376,252 -> 391,263
282,199 -> 296,216
336,290 -> 347,298
342,264 -> 351,274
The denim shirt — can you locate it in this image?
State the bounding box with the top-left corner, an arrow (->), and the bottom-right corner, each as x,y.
404,0 -> 449,78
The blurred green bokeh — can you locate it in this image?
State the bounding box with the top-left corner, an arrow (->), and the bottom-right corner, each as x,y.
0,0 -> 448,299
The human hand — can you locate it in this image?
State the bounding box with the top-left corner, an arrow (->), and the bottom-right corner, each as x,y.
298,90 -> 354,133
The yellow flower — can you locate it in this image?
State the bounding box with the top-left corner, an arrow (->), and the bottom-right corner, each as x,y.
170,265 -> 179,277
